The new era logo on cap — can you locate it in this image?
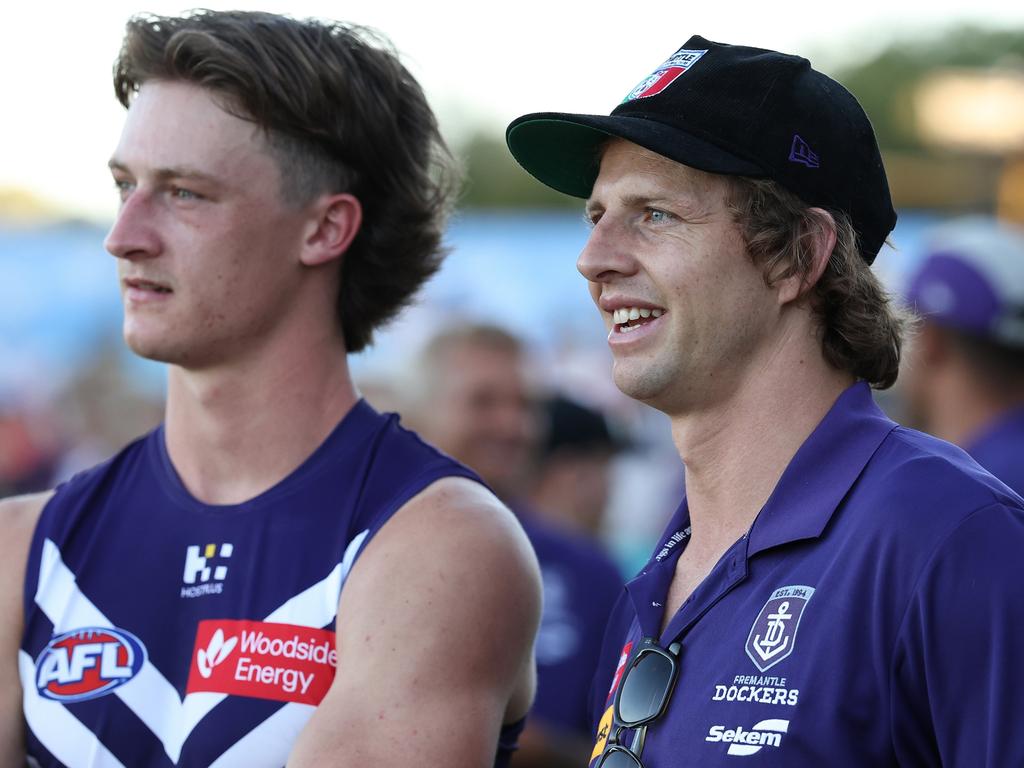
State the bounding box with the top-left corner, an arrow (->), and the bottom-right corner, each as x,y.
789,135 -> 819,168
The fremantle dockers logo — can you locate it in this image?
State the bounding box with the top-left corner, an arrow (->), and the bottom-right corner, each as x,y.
745,585 -> 815,672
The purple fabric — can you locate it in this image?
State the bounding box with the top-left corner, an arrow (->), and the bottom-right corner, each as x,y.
588,383 -> 1024,766
964,406 -> 1024,499
22,401 -> 515,766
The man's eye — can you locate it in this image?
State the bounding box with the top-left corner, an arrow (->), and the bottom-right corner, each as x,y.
113,180 -> 134,199
645,208 -> 671,223
171,187 -> 200,201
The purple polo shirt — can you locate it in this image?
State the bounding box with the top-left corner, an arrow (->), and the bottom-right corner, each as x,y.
964,406 -> 1024,499
589,383 -> 1024,767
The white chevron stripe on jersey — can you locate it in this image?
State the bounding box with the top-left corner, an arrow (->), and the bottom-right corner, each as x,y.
265,529 -> 368,625
29,531 -> 369,764
20,651 -> 127,768
34,538 -> 202,761
208,703 -> 316,767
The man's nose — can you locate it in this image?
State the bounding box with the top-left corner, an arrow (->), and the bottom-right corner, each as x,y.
104,189 -> 160,261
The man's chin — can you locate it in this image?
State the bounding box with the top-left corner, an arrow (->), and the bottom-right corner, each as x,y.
613,365 -> 667,404
123,332 -> 181,365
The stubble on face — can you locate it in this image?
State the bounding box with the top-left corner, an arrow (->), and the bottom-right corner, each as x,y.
108,81 -> 313,371
584,142 -> 776,415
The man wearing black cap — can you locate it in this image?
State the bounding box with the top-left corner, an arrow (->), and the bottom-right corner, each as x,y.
507,36 -> 1024,767
529,394 -> 628,538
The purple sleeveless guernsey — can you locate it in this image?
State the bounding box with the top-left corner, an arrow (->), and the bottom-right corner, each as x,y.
20,400 -> 524,767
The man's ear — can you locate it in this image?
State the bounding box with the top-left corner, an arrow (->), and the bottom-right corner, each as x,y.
777,207 -> 837,306
299,193 -> 363,267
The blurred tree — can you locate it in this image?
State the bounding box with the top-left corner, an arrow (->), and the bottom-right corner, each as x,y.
456,132 -> 581,209
834,25 -> 1024,152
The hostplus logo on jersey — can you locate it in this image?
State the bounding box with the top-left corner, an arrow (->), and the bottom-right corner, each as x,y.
181,542 -> 233,598
706,718 -> 789,757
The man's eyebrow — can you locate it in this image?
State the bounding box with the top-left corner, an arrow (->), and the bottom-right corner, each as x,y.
618,191 -> 694,209
107,160 -> 222,186
587,192 -> 676,212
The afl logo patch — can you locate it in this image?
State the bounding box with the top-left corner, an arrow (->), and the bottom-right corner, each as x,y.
624,48 -> 708,102
35,627 -> 147,703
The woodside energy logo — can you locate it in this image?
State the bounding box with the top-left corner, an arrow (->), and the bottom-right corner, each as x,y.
186,619 -> 337,705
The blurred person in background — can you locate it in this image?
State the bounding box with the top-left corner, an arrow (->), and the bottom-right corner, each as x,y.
529,393 -> 630,540
0,10 -> 540,766
0,407 -> 60,497
507,35 -> 1024,766
406,324 -> 624,768
902,216 -> 1024,496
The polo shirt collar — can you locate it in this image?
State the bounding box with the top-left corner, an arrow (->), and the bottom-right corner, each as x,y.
747,381 -> 897,555
625,382 -> 897,641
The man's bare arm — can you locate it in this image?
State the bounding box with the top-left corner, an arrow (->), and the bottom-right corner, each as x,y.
0,492 -> 51,767
287,477 -> 541,767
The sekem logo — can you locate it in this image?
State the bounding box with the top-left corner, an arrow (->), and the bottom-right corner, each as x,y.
35,626 -> 147,703
706,718 -> 790,757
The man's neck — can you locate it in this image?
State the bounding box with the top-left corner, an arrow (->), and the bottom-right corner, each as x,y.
163,335 -> 358,506
669,349 -> 854,553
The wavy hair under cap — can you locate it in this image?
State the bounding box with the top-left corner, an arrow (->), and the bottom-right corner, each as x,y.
728,177 -> 909,390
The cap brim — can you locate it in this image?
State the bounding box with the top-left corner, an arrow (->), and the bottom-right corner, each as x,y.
506,112 -> 766,199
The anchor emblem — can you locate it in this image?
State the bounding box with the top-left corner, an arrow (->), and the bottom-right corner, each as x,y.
745,587 -> 815,672
751,601 -> 793,662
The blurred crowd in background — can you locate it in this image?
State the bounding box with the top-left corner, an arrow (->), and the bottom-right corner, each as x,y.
1,23 -> 1023,760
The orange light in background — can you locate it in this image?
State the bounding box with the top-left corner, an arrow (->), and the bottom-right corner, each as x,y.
915,69 -> 1024,154
998,158 -> 1024,225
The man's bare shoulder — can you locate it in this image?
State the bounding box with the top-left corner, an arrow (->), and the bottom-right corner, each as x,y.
288,477 -> 541,765
0,492 -> 51,546
383,476 -> 539,585
0,491 -> 51,580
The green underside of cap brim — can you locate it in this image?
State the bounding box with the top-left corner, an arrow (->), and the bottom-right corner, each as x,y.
507,113 -> 766,199
506,119 -> 611,199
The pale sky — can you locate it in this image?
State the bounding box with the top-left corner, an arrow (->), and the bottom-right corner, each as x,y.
2,0 -> 1023,221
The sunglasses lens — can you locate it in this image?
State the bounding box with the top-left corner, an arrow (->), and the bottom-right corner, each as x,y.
598,746 -> 644,768
618,649 -> 674,725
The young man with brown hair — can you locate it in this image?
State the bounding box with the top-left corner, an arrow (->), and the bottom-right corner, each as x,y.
0,11 -> 540,766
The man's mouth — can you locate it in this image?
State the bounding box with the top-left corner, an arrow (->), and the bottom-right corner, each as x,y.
125,278 -> 172,294
612,306 -> 664,334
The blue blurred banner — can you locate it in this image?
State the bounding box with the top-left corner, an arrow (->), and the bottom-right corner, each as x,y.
0,209 -> 940,397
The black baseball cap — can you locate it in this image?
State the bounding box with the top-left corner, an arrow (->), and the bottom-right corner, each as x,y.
541,394 -> 631,458
506,35 -> 897,264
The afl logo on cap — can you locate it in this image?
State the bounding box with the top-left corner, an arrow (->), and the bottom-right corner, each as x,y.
35,627 -> 147,703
